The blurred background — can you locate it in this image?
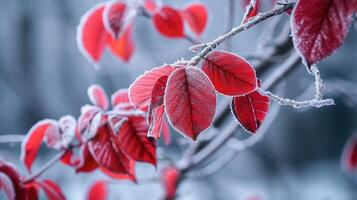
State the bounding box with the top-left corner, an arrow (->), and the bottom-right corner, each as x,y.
0,0 -> 357,199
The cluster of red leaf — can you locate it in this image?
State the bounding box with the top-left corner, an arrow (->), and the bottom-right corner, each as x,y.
130,50 -> 270,141
77,0 -> 208,65
0,158 -> 65,200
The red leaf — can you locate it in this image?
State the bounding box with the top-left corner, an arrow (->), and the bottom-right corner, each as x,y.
0,159 -> 26,200
24,183 -> 39,200
77,3 -> 109,64
153,6 -> 184,38
161,166 -> 181,200
108,25 -> 135,62
161,120 -> 171,146
0,173 -> 15,200
231,90 -> 269,134
88,85 -> 109,110
87,180 -> 107,200
76,145 -> 99,173
60,149 -> 80,167
181,2 -> 208,37
201,50 -> 257,96
242,0 -> 260,23
88,124 -> 133,176
342,134 -> 357,171
103,1 -> 135,40
36,179 -> 66,200
291,0 -> 357,68
111,89 -> 130,107
129,65 -> 175,111
117,116 -> 156,165
21,120 -> 58,172
78,105 -> 102,142
165,67 -> 216,140
99,163 -> 135,181
45,116 -> 76,150
144,0 -> 157,13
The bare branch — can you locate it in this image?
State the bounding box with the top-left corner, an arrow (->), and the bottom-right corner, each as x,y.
0,135 -> 25,143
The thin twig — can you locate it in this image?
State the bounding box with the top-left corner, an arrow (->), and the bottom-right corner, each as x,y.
0,135 -> 25,143
188,2 -> 295,66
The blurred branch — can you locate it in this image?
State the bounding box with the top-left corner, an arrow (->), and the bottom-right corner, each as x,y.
0,135 -> 25,143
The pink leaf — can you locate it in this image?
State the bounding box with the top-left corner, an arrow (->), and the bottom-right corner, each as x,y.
88,124 -> 133,176
201,50 -> 257,96
103,1 -> 135,40
231,90 -> 269,134
181,2 -> 208,37
21,120 -> 58,172
36,179 -> 66,200
242,0 -> 260,23
87,85 -> 109,110
78,105 -> 102,142
144,0 -> 157,13
117,116 -> 157,166
160,166 -> 181,200
0,173 -> 15,200
77,3 -> 109,65
60,149 -> 80,167
165,67 -> 216,140
107,24 -> 135,62
161,120 -> 171,146
153,6 -> 184,38
87,180 -> 107,200
129,65 -> 175,111
111,89 -> 130,107
342,134 -> 357,171
291,0 -> 357,68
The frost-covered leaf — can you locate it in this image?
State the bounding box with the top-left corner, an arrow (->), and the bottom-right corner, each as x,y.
76,145 -> 99,173
161,166 -> 181,200
0,173 -> 15,200
342,134 -> 357,171
165,67 -> 216,140
117,116 -> 156,165
153,6 -> 184,38
108,24 -> 135,62
77,3 -> 109,64
201,50 -> 257,96
87,180 -> 107,200
0,158 -> 26,200
181,2 -> 208,37
242,0 -> 260,23
46,116 -> 76,150
78,105 -> 102,141
129,65 -> 175,111
88,85 -> 109,110
88,124 -> 133,176
111,89 -> 130,107
21,120 -> 58,172
103,1 -> 136,39
36,179 -> 66,200
291,0 -> 357,68
231,90 -> 269,134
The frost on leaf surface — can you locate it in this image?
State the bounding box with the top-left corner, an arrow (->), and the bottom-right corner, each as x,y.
231,90 -> 269,134
201,50 -> 257,96
129,65 -> 175,111
181,2 -> 208,37
291,0 -> 357,68
165,67 -> 216,141
153,6 -> 184,38
242,0 -> 260,23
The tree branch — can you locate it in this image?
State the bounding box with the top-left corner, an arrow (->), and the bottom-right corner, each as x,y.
0,135 -> 25,143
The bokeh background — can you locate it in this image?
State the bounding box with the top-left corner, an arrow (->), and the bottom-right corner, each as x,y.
1,0 -> 357,199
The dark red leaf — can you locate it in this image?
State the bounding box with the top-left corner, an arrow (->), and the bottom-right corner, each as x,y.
129,65 -> 175,111
165,67 -> 216,140
201,50 -> 257,96
0,173 -> 15,200
111,89 -> 130,107
181,2 -> 208,37
291,0 -> 357,68
242,0 -> 260,23
24,183 -> 39,200
161,166 -> 181,200
231,90 -> 269,134
21,120 -> 58,172
108,24 -> 135,62
76,145 -> 99,173
153,6 -> 184,38
0,158 -> 26,200
88,124 -> 133,176
77,3 -> 109,64
36,179 -> 66,200
103,1 -> 135,39
342,134 -> 357,171
117,116 -> 156,165
88,85 -> 109,110
99,163 -> 135,181
87,180 -> 107,200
